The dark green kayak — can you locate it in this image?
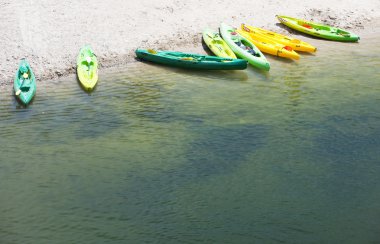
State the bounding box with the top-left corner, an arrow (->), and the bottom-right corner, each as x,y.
14,59 -> 36,105
135,49 -> 247,70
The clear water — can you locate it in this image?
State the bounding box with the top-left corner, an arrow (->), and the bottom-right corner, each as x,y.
1,36 -> 379,243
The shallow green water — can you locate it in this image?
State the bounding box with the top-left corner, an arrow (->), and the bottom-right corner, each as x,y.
1,35 -> 380,243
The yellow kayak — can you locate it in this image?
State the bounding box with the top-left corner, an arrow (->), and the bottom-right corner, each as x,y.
238,24 -> 300,60
202,29 -> 237,59
246,26 -> 317,52
76,45 -> 98,91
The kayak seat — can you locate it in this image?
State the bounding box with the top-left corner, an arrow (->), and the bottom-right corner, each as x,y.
81,61 -> 93,71
20,86 -> 30,92
248,49 -> 260,57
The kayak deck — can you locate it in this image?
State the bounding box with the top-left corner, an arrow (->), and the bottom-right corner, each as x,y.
245,26 -> 316,52
277,15 -> 360,42
238,24 -> 300,60
77,45 -> 99,91
202,29 -> 237,59
13,59 -> 36,105
220,22 -> 270,71
136,49 -> 247,70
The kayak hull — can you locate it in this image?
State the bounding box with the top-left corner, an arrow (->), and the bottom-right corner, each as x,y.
14,59 -> 36,105
76,45 -> 99,91
220,23 -> 270,71
202,29 -> 237,59
245,26 -> 316,52
238,24 -> 300,60
135,49 -> 247,70
277,15 -> 360,42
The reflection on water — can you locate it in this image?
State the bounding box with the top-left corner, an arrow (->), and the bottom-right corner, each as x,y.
0,35 -> 380,243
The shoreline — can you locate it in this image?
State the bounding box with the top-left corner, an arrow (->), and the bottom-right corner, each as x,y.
1,1 -> 379,85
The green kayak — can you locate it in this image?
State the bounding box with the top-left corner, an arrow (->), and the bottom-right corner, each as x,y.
202,29 -> 237,59
276,15 -> 360,42
220,23 -> 270,71
14,59 -> 36,105
135,49 -> 247,70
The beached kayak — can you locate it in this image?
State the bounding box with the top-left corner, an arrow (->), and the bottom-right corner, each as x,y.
220,23 -> 270,71
77,45 -> 98,91
276,15 -> 360,42
238,24 -> 300,60
14,59 -> 36,105
202,29 -> 237,59
243,25 -> 316,52
135,49 -> 247,70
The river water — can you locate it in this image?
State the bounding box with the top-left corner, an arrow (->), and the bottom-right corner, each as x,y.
1,35 -> 379,243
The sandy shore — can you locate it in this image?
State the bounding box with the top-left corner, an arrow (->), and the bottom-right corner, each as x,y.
0,0 -> 379,85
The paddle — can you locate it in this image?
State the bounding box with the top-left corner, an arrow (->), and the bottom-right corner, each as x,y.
15,73 -> 29,96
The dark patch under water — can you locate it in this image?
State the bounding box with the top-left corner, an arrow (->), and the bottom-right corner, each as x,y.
314,114 -> 380,159
185,124 -> 268,178
122,123 -> 268,199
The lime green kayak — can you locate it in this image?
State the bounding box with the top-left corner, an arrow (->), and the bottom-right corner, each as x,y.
220,23 -> 270,71
135,49 -> 247,70
276,15 -> 360,42
76,45 -> 98,91
202,29 -> 237,59
14,59 -> 36,105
